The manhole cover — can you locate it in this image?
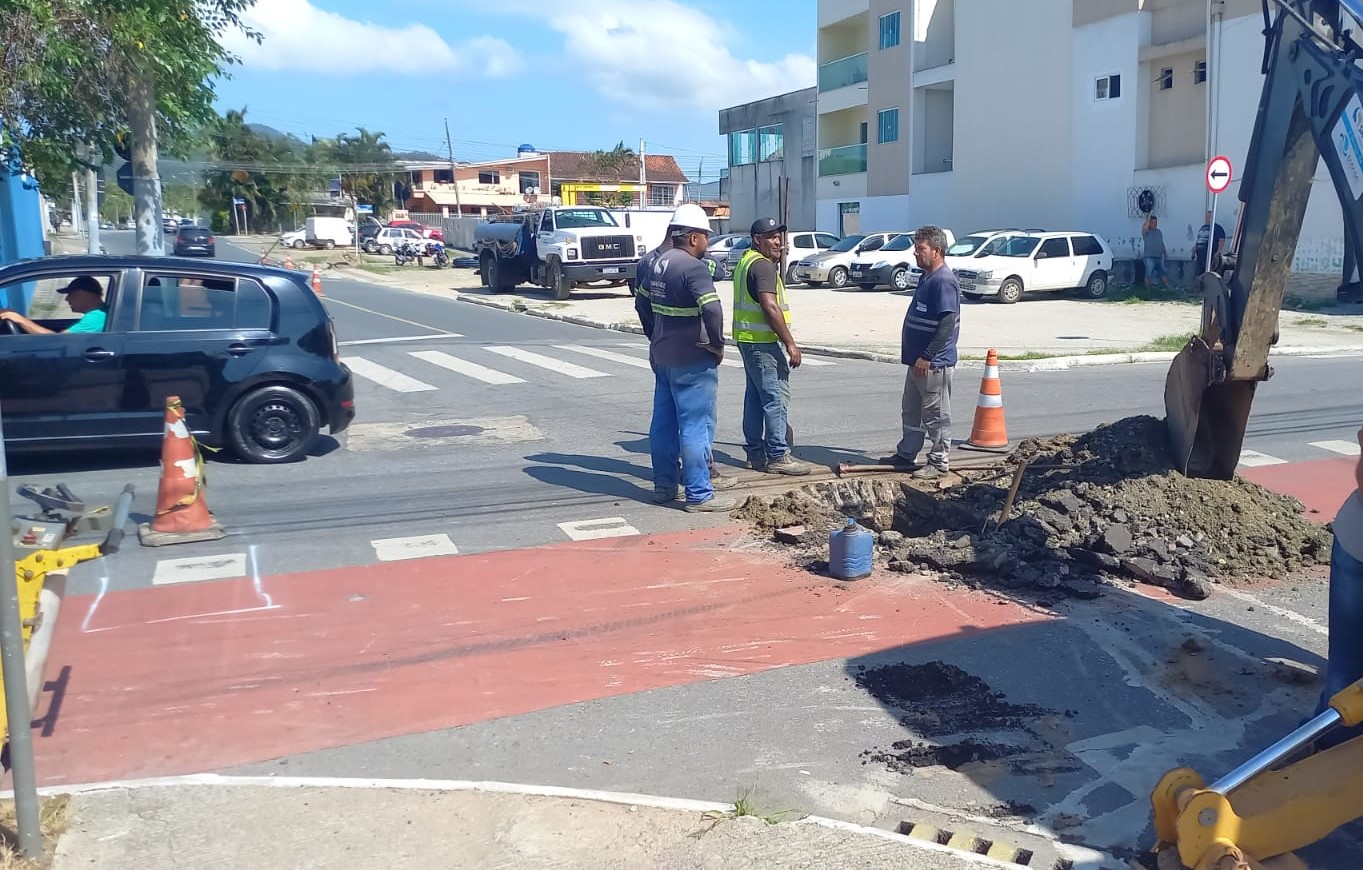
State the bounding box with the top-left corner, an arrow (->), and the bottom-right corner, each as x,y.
406,424 -> 486,438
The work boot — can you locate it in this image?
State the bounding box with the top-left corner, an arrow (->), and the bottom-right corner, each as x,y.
652,486 -> 681,504
911,465 -> 948,480
877,454 -> 917,467
745,454 -> 767,471
684,494 -> 739,513
765,454 -> 812,476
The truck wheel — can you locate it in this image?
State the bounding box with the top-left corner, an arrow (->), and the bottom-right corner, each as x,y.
324,240 -> 335,250
548,258 -> 572,300
479,252 -> 493,287
379,244 -> 392,255
488,256 -> 512,293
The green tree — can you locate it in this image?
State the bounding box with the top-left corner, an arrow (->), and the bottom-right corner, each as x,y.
321,127 -> 399,214
585,141 -> 638,208
0,0 -> 259,188
198,108 -> 297,233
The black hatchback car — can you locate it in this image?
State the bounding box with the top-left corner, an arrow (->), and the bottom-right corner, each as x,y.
173,226 -> 215,257
0,256 -> 355,463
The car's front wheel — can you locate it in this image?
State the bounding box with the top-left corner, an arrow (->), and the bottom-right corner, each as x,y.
292,239 -> 305,250
226,385 -> 321,464
827,266 -> 849,288
891,267 -> 912,291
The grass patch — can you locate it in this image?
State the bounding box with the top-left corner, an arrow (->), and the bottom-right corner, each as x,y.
992,351 -> 1054,361
1347,324 -> 1363,332
1293,316 -> 1329,327
0,794 -> 71,869
355,263 -> 399,276
692,787 -> 801,837
1137,333 -> 1191,352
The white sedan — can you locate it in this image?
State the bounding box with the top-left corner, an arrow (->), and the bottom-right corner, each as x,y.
279,229 -> 307,249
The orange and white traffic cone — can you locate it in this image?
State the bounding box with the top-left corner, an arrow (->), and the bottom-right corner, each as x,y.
965,348 -> 1009,451
283,254 -> 294,270
311,266 -> 325,296
137,396 -> 226,546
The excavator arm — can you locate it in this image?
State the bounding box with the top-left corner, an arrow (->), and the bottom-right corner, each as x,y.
1165,0 -> 1363,479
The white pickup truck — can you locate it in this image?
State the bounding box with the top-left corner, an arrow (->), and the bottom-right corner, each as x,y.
473,206 -> 647,300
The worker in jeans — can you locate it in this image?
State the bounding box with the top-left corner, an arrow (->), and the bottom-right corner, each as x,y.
633,203 -> 736,512
730,217 -> 811,475
1311,425 -> 1363,747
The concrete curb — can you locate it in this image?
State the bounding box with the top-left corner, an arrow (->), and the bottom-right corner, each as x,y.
23,773 -> 1123,870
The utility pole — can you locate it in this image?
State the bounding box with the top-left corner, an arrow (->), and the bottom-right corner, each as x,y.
70,171 -> 83,240
639,138 -> 647,207
127,73 -> 165,256
85,158 -> 100,254
444,117 -> 462,217
0,411 -> 43,860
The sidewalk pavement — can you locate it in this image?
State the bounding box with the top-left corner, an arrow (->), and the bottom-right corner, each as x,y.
48,777 -> 1118,870
224,236 -> 1363,364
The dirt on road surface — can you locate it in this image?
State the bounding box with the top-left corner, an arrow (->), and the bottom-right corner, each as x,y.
738,415 -> 1333,601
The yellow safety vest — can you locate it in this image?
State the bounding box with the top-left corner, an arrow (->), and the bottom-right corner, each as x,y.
731,249 -> 791,344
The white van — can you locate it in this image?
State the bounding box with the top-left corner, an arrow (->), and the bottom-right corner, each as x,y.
305,216 -> 353,249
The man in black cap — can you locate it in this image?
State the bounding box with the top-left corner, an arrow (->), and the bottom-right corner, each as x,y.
730,217 -> 810,475
0,275 -> 107,334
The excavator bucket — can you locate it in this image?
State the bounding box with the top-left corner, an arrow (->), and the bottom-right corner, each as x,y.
1163,336 -> 1256,480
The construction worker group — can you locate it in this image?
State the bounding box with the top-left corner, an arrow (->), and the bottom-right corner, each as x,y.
634,203 -> 962,512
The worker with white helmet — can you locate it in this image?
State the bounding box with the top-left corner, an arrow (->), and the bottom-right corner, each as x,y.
633,203 -> 737,512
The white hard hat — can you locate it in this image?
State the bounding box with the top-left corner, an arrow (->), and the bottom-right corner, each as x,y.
668,203 -> 711,234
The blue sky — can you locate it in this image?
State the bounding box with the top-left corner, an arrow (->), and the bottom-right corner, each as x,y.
213,0 -> 817,184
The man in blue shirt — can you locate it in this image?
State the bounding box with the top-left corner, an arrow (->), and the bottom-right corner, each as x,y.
0,275 -> 107,334
890,226 -> 960,480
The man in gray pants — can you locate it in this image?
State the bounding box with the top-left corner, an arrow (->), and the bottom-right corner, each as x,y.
888,225 -> 960,480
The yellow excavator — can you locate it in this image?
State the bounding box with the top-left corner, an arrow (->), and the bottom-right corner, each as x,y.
1153,1 -> 1363,866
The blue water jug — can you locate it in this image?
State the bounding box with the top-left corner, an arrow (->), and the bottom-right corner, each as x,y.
829,517 -> 874,581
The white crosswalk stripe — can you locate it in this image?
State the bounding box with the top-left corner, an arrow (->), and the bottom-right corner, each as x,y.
1238,449 -> 1287,467
555,344 -> 651,369
485,345 -> 610,379
1310,439 -> 1362,456
345,356 -> 438,392
410,350 -> 526,385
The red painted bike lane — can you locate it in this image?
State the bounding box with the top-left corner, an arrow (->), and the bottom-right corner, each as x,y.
32,527 -> 1056,786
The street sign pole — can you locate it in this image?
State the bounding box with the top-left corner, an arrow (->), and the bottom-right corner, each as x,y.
0,411 -> 43,859
1204,155 -> 1234,273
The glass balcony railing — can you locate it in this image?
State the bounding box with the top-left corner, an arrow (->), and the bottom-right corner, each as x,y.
818,143 -> 868,176
818,52 -> 868,92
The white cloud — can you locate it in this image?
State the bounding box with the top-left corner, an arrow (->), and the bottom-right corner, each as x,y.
468,0 -> 815,114
224,0 -> 522,77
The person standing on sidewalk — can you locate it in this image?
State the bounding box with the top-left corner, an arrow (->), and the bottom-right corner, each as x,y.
1141,215 -> 1171,291
633,203 -> 736,512
731,217 -> 812,476
889,225 -> 960,480
1309,425 -> 1363,747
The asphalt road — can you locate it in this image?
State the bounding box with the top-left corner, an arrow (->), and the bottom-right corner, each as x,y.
20,231 -> 1363,866
14,231 -> 1361,596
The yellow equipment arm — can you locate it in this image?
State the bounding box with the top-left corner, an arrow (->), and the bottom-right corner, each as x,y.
1150,680 -> 1363,869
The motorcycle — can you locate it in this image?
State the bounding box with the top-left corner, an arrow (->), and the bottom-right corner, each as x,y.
393,239 -> 423,266
424,239 -> 449,268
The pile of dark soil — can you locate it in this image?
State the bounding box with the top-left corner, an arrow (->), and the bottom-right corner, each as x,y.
849,661 -> 1056,737
743,416 -> 1333,601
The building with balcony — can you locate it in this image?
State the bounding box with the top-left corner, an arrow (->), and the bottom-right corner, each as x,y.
400,152 -> 552,217
813,0 -> 1344,276
719,86 -> 818,231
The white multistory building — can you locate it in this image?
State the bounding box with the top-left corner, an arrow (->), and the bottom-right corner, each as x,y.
812,0 -> 1344,277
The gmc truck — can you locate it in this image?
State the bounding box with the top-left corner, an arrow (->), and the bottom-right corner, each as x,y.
473,205 -> 646,300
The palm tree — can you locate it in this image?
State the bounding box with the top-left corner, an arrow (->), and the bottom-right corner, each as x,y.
587,141 -> 637,207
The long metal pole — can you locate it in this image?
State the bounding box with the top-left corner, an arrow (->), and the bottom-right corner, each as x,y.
444,118 -> 462,217
0,412 -> 43,858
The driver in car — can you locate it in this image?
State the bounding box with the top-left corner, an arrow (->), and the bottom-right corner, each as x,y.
0,276 -> 107,334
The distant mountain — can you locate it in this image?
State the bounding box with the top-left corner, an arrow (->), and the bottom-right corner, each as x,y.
247,123 -> 290,142
395,150 -> 445,162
